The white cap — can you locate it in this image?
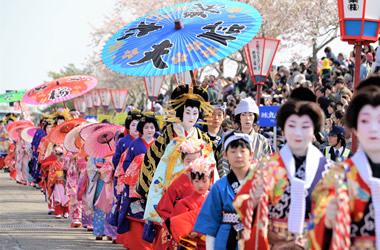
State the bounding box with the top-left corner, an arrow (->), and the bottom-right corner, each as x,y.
234,97 -> 259,115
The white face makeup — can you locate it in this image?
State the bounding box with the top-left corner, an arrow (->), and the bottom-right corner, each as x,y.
284,114 -> 314,156
129,120 -> 139,138
355,105 -> 380,155
182,106 -> 199,131
142,122 -> 155,139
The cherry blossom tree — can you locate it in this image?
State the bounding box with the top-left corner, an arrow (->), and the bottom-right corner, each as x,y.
86,0 -> 338,105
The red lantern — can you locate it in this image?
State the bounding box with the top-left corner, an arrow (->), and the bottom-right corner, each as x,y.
91,90 -> 101,116
144,76 -> 165,111
98,88 -> 112,115
74,98 -> 86,117
338,0 -> 380,45
337,0 -> 380,153
110,89 -> 129,113
244,37 -> 280,106
174,69 -> 197,86
84,93 -> 93,114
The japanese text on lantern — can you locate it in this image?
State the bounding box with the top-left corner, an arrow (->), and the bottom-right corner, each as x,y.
348,0 -> 359,11
252,41 -> 261,71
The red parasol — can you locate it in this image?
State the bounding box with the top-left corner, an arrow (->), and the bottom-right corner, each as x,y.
84,125 -> 123,158
22,75 -> 97,105
48,118 -> 87,144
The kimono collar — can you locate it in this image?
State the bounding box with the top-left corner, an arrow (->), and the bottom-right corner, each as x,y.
279,143 -> 322,189
173,123 -> 197,138
279,143 -> 323,235
352,145 -> 380,250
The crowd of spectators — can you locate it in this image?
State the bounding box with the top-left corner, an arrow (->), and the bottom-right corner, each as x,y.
146,39 -> 380,155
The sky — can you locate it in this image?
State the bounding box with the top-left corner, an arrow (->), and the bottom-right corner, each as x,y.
0,0 -> 356,96
0,0 -> 118,94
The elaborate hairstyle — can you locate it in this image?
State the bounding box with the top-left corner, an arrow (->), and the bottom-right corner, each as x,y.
276,99 -> 323,134
169,85 -> 211,121
189,157 -> 215,181
124,109 -> 142,130
137,112 -> 159,134
345,85 -> 380,129
43,119 -> 55,133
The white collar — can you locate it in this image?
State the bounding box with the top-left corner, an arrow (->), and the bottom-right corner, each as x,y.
352,145 -> 380,250
279,143 -> 323,235
173,123 -> 196,138
279,143 -> 323,189
352,145 -> 372,183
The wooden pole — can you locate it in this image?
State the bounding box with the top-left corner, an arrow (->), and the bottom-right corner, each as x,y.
256,84 -> 262,107
190,70 -> 196,87
351,43 -> 362,153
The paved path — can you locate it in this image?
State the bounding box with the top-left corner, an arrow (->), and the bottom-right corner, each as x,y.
0,171 -> 123,250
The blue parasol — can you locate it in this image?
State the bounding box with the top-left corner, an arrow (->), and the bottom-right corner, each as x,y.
102,0 -> 262,77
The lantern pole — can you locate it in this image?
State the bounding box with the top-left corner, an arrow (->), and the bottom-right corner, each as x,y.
351,42 -> 362,153
256,85 -> 262,107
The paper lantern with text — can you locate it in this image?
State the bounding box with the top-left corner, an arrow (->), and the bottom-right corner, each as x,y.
84,93 -> 93,114
144,76 -> 165,101
74,98 -> 86,117
91,90 -> 102,116
338,0 -> 380,45
110,89 -> 129,113
244,37 -> 280,106
98,88 -> 112,115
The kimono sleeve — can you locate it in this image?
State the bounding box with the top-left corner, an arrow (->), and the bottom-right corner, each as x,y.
171,199 -> 190,218
113,138 -> 125,168
308,166 -> 340,250
156,185 -> 177,221
193,183 -> 223,237
122,143 -> 136,172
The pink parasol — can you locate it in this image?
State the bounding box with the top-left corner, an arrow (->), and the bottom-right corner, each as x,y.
64,123 -> 89,153
21,127 -> 40,143
84,125 -> 124,158
9,124 -> 33,141
79,123 -> 108,141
